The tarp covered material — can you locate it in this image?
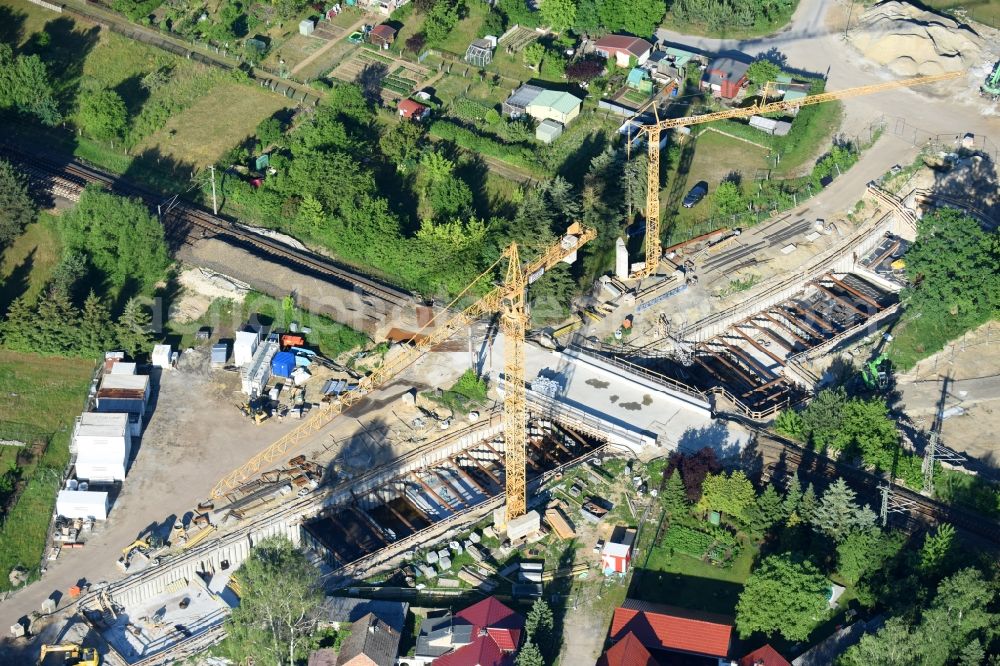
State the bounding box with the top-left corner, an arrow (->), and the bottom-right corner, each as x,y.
100,373 -> 150,399
271,351 -> 296,378
57,490 -> 110,520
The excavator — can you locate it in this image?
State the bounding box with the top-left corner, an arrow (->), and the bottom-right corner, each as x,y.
982,60 -> 1000,99
116,534 -> 163,572
38,643 -> 99,665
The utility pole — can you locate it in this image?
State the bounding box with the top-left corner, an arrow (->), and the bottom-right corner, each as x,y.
209,165 -> 218,215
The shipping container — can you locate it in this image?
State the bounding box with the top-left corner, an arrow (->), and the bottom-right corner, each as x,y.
271,351 -> 296,378
73,412 -> 131,461
75,459 -> 126,483
109,362 -> 137,375
211,343 -> 229,366
234,330 -> 261,366
56,490 -> 109,520
152,344 -> 172,368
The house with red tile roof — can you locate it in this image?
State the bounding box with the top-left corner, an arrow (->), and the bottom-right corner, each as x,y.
605,599 -> 733,662
398,98 -> 430,121
597,632 -> 656,666
593,35 -> 653,68
738,644 -> 791,666
424,596 -> 525,666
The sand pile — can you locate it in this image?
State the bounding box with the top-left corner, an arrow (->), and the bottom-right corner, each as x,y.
849,1 -> 983,76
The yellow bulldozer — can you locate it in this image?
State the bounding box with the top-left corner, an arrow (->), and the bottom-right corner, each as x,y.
38,643 -> 99,665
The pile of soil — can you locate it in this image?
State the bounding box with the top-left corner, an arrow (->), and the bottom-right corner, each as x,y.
849,1 -> 983,76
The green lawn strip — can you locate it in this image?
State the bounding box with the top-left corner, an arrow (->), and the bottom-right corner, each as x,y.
0,352 -> 94,591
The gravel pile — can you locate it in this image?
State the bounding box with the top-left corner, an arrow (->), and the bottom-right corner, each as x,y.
849,1 -> 984,76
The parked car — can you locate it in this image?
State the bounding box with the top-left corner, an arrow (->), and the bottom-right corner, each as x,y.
682,181 -> 709,208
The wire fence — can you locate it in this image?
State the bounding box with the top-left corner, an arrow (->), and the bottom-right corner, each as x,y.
909,321 -> 1000,378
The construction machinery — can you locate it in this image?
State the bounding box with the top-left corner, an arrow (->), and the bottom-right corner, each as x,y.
210,224 -> 596,523
982,61 -> 1000,99
38,643 -> 99,665
860,353 -> 891,390
629,70 -> 963,279
236,398 -> 269,424
116,534 -> 162,572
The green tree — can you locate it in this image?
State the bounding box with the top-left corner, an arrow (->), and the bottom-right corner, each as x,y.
294,195 -> 325,234
77,89 -> 128,142
774,409 -> 805,441
0,44 -> 61,125
798,483 -> 818,522
747,58 -> 781,87
840,616 -> 919,666
222,537 -> 323,666
424,0 -> 462,46
515,640 -> 544,666
661,470 -> 688,517
698,470 -> 756,521
713,181 -> 746,217
0,159 -> 36,247
116,298 -> 153,356
836,527 -> 903,586
782,477 -> 802,517
800,388 -> 848,449
736,553 -> 829,641
919,523 -> 955,576
525,598 -> 554,640
620,0 -> 667,37
35,288 -> 80,353
379,121 -> 425,170
256,117 -> 285,148
79,291 -> 117,357
838,398 -> 898,470
523,42 -> 545,69
540,0 -> 577,31
810,479 -> 875,543
60,188 -> 169,299
745,484 -> 784,535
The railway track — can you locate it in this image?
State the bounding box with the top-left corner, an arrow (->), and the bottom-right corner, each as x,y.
1,145 -> 412,309
752,427 -> 1000,545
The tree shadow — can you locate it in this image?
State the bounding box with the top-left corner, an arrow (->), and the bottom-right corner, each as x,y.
556,130 -> 611,188
355,63 -> 388,107
0,248 -> 35,315
0,5 -> 27,46
454,152 -> 492,219
22,18 -> 101,114
926,146 -> 999,228
114,74 -> 152,123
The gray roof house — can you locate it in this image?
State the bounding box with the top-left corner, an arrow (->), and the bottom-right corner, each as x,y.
336,613 -> 401,666
319,597 -> 409,633
502,84 -> 544,118
414,611 -> 475,660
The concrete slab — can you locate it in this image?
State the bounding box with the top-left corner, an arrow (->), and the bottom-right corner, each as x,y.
519,345 -> 750,457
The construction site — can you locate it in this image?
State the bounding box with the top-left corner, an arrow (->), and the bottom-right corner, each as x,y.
5,9 -> 1000,664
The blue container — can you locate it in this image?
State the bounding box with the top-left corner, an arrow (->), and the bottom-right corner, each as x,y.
271,351 -> 296,378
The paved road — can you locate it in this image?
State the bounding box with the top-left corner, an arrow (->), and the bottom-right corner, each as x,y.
656,0 -> 1000,149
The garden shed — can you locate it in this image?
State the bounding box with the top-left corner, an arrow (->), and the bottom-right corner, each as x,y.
369,24 -> 397,48
465,38 -> 494,67
535,119 -> 564,144
299,18 -> 315,36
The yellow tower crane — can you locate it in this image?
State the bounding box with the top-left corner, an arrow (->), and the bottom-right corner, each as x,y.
211,224 -> 596,522
629,70 -> 962,279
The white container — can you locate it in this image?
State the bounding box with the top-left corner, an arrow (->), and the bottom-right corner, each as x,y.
234,331 -> 260,367
56,490 -> 109,521
109,362 -> 137,375
152,344 -> 172,368
73,412 -> 132,462
75,458 -> 126,483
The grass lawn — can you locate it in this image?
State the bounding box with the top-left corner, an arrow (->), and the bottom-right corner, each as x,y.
2,0 -> 296,192
435,0 -> 489,57
137,82 -> 291,168
921,0 -> 1000,26
0,215 -> 62,312
632,539 -> 757,615
0,351 -> 95,590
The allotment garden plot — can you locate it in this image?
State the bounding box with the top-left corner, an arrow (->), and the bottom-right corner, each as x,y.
330,48 -> 432,102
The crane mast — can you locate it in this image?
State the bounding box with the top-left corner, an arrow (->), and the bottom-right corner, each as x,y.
211,225 -> 596,513
630,70 -> 962,279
